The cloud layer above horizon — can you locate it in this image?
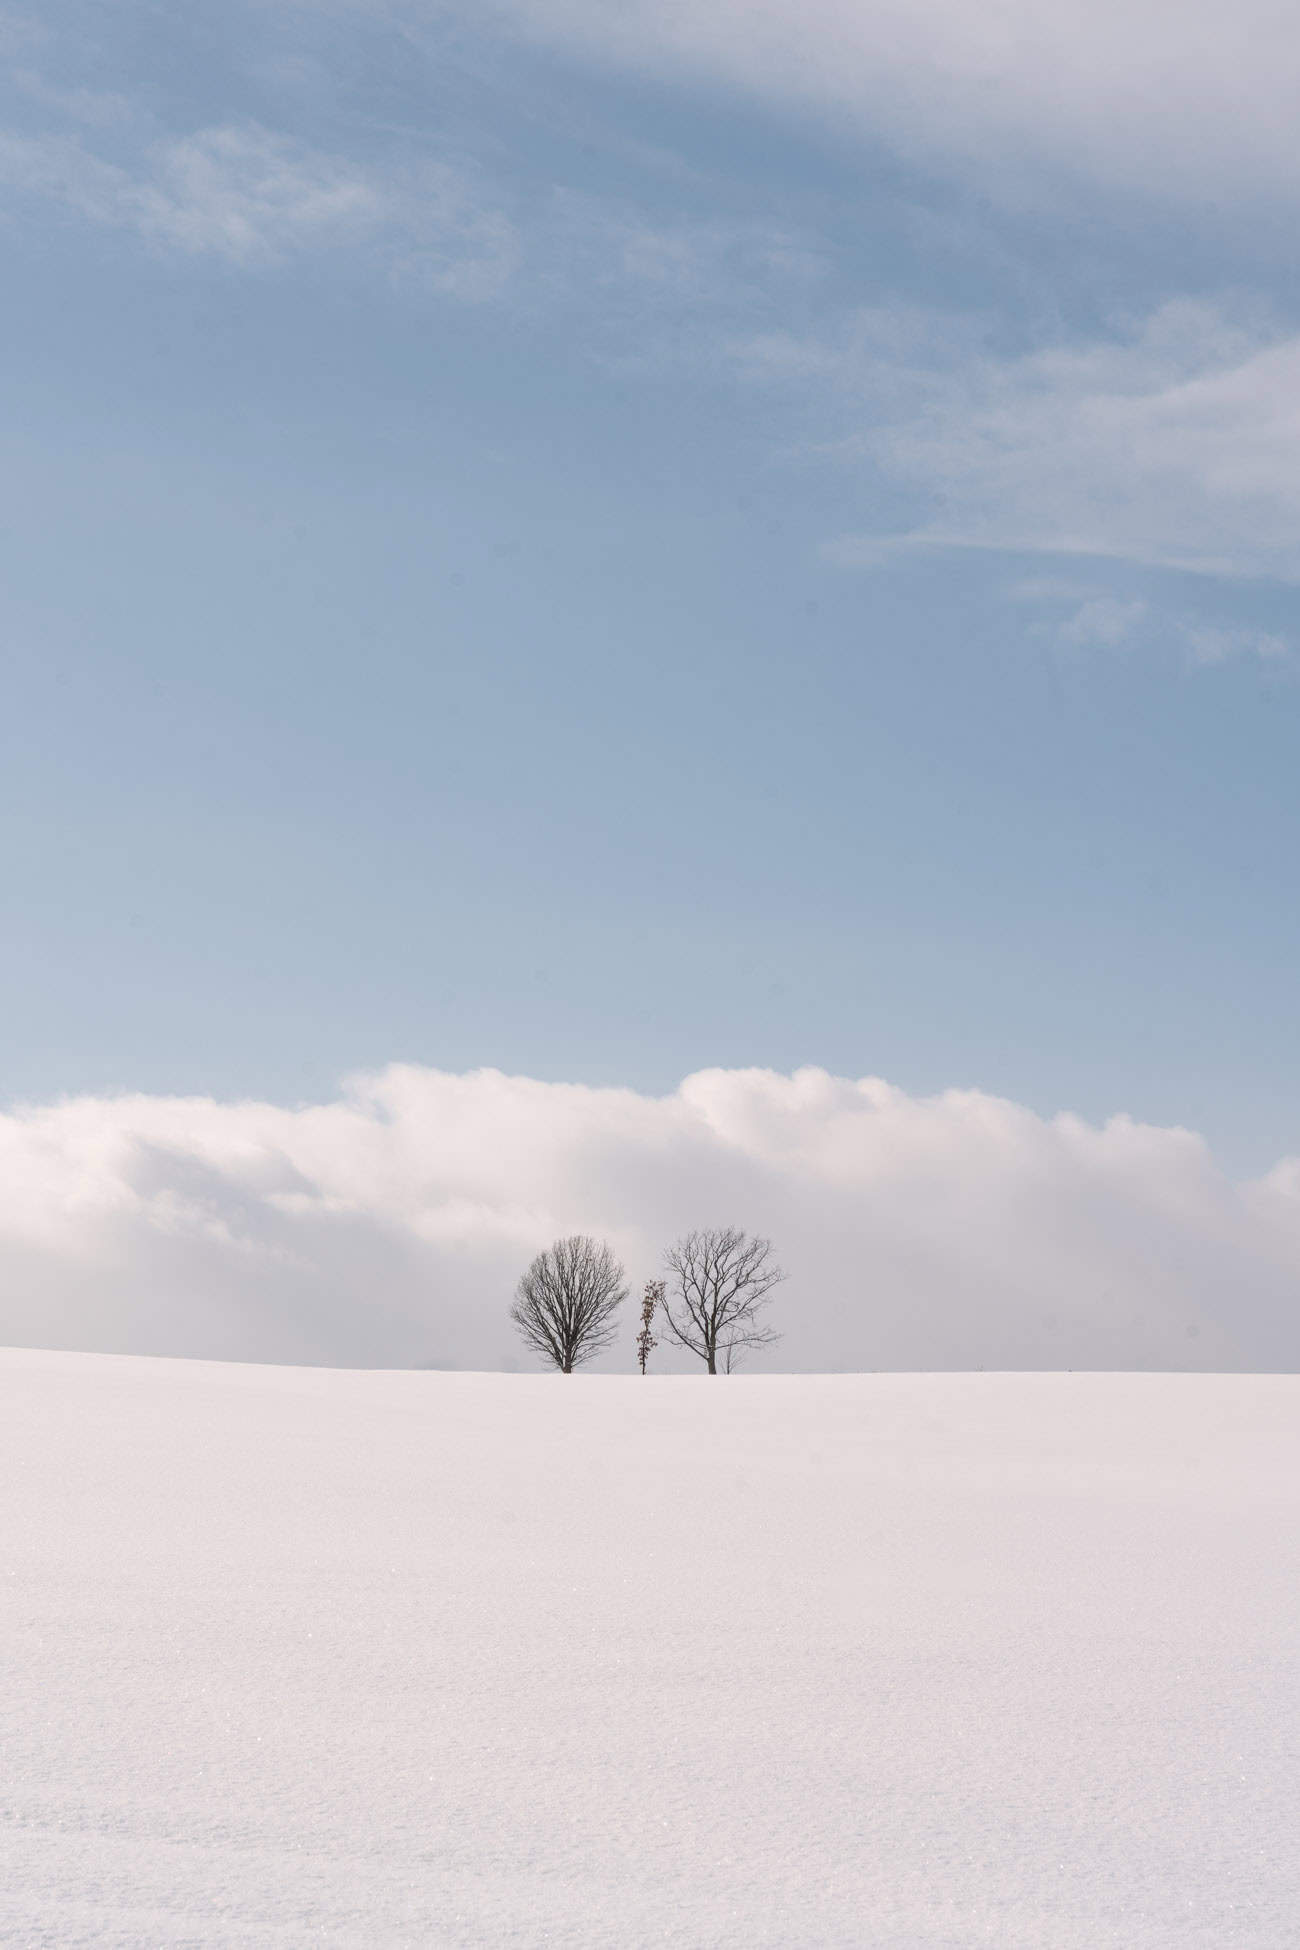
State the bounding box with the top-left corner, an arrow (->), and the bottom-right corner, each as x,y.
2,1064 -> 1297,1374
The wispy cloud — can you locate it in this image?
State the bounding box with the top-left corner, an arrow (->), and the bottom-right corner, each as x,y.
139,125 -> 383,259
1004,585 -> 1293,665
1178,622 -> 1290,667
482,0 -> 1300,208
9,7 -> 1300,610
0,98 -> 825,317
0,123 -> 380,260
762,302 -> 1300,582
1057,597 -> 1152,650
0,119 -> 519,289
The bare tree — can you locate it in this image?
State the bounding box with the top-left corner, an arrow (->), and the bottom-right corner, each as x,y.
636,1279 -> 663,1375
660,1227 -> 786,1374
509,1235 -> 628,1373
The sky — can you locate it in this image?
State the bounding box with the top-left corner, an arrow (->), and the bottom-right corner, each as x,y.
3,2 -> 1300,1367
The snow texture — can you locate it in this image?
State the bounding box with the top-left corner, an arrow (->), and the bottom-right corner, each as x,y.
2,1348 -> 1298,1947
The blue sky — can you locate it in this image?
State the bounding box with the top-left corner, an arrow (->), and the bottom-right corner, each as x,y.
4,0 -> 1300,1176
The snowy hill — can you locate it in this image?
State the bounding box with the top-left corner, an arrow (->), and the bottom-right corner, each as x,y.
2,1350 -> 1297,1948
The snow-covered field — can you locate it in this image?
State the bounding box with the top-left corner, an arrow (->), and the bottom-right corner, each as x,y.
2,1350 -> 1297,1948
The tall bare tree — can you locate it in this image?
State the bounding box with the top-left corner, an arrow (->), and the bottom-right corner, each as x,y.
660,1227 -> 786,1374
509,1235 -> 628,1373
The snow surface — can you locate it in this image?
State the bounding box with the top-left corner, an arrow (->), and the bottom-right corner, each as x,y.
2,1350 -> 1298,1948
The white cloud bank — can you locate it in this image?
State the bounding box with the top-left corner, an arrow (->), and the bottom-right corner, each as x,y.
2,1064 -> 1297,1373
484,0 -> 1300,206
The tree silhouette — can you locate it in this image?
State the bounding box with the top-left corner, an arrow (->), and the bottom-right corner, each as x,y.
509,1235 -> 628,1373
660,1228 -> 785,1374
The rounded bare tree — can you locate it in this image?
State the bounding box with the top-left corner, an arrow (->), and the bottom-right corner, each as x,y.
509,1235 -> 628,1373
660,1226 -> 786,1373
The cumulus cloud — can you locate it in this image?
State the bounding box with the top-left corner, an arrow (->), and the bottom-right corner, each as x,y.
1,1064 -> 1297,1374
481,0 -> 1300,206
